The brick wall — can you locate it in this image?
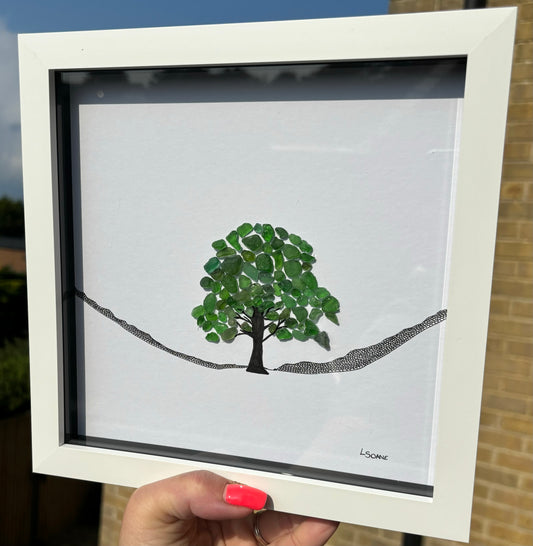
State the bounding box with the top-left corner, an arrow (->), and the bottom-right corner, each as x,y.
97,3 -> 532,545
98,484 -> 134,546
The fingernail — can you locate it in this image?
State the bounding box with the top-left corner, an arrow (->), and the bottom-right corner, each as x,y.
224,483 -> 267,510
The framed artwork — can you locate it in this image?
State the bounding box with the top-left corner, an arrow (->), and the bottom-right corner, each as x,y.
19,8 -> 516,541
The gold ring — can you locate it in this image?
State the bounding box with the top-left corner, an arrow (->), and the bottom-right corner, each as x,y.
253,511 -> 269,546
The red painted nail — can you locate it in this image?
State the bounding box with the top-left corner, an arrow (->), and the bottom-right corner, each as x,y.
224,483 -> 267,510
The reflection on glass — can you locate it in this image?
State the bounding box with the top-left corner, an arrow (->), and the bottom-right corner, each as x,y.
57,59 -> 466,496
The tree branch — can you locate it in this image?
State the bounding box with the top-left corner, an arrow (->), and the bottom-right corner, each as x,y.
263,318 -> 286,342
263,318 -> 285,331
235,331 -> 252,338
262,303 -> 276,315
234,312 -> 252,325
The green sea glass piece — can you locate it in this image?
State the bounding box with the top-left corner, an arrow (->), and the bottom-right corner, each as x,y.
204,257 -> 220,274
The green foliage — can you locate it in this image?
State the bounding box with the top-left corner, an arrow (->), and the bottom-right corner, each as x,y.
0,338 -> 30,418
192,223 -> 340,350
0,268 -> 28,344
0,262 -> 29,417
0,196 -> 25,237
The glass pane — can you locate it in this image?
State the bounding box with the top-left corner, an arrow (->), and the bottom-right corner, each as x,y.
57,59 -> 465,495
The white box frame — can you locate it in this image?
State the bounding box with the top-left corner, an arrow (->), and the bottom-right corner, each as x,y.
19,8 -> 515,541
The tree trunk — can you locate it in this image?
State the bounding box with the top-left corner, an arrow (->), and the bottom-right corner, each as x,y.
246,308 -> 268,374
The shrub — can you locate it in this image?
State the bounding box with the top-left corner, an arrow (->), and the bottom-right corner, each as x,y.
0,267 -> 28,344
0,196 -> 24,237
0,338 -> 30,418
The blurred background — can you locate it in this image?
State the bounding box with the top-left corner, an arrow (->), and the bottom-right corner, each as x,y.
1,1 -> 531,545
0,195 -> 101,545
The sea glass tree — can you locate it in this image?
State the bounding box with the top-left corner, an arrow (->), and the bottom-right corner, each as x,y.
191,222 -> 340,374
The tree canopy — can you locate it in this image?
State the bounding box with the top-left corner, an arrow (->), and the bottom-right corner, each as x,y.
191,222 -> 339,373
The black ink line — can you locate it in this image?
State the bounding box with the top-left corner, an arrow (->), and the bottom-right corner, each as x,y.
75,289 -> 245,370
75,289 -> 446,374
274,310 -> 447,374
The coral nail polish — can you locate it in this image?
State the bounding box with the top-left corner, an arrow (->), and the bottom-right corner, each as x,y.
224,483 -> 267,510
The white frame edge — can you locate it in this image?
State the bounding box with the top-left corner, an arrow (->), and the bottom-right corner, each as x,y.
19,8 -> 516,541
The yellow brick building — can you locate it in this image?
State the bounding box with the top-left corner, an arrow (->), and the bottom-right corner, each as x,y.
98,2 -> 532,545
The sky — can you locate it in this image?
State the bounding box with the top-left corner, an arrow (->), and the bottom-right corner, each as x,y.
0,0 -> 389,199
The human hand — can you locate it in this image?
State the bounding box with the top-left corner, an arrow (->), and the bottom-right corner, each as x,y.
119,470 -> 338,546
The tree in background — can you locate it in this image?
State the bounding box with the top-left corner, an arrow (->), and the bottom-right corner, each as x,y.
0,196 -> 24,238
0,197 -> 29,415
0,267 -> 27,343
192,222 -> 340,374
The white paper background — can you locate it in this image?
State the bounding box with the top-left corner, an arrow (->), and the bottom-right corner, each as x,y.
68,64 -> 463,486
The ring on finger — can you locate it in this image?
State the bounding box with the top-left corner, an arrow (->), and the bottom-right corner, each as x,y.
253,510 -> 269,546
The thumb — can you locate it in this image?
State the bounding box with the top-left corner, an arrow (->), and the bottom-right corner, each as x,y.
126,470 -> 266,523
